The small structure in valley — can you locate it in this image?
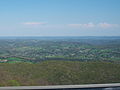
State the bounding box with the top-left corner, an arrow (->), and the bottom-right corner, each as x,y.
0,59 -> 8,62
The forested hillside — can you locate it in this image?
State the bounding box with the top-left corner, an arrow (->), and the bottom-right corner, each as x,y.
0,60 -> 120,86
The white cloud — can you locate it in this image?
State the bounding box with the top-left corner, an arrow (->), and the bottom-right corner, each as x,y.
22,22 -> 47,25
68,22 -> 95,28
83,23 -> 95,28
68,22 -> 119,29
97,22 -> 119,28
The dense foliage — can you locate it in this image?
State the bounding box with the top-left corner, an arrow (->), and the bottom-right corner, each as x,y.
0,60 -> 120,86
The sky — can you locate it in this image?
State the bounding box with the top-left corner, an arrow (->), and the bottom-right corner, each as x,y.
0,0 -> 120,36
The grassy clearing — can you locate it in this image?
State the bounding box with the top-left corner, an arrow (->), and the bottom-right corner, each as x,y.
6,57 -> 24,61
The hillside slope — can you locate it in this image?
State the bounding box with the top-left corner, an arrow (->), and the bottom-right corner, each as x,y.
0,60 -> 120,86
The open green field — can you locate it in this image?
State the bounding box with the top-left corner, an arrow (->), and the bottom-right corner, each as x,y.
0,60 -> 120,86
6,57 -> 24,61
6,57 -> 24,63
